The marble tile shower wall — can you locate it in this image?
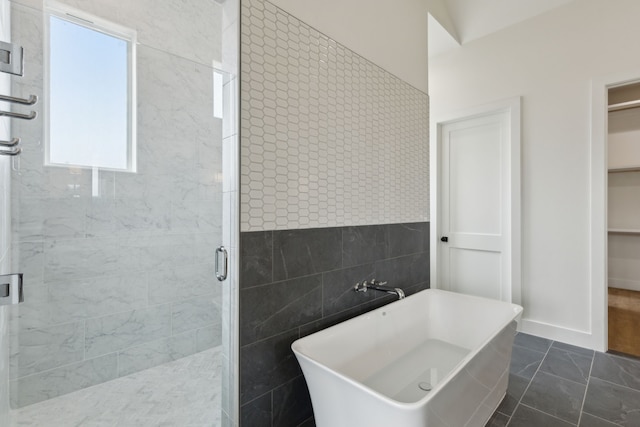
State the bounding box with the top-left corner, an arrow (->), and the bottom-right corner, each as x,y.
239,223 -> 430,426
8,0 -> 225,408
240,0 -> 430,232
1,0 -> 11,422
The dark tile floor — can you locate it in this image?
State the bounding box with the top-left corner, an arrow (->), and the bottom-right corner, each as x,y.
486,333 -> 640,427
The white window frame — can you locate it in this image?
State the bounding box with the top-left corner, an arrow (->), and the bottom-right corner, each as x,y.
44,1 -> 137,172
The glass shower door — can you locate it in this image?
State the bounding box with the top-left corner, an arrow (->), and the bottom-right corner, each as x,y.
3,0 -> 238,425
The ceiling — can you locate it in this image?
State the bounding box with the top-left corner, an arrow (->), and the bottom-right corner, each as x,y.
428,0 -> 576,58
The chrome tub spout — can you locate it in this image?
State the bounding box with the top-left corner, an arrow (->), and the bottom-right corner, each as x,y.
354,279 -> 405,300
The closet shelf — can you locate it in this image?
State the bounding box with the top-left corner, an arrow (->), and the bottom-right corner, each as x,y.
608,229 -> 640,234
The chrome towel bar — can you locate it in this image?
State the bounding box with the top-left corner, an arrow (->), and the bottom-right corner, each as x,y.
0,110 -> 37,120
0,137 -> 20,147
0,147 -> 21,156
0,93 -> 38,105
1,42 -> 38,158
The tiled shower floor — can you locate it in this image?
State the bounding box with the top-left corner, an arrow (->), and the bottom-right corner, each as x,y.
487,333 -> 640,427
10,347 -> 222,427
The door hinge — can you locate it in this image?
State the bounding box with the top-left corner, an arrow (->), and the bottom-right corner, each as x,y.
0,273 -> 24,306
0,41 -> 24,76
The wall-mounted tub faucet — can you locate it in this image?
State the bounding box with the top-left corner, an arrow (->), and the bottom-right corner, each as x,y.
354,279 -> 406,300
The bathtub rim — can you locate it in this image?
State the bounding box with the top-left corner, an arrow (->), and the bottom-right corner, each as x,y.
292,288 -> 523,410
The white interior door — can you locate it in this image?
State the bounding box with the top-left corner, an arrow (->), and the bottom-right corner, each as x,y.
439,110 -> 513,301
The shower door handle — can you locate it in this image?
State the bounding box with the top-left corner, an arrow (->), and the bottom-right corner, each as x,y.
215,246 -> 228,282
0,273 -> 24,306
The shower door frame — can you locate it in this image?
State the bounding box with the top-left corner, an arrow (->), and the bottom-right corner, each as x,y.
1,0 -> 14,423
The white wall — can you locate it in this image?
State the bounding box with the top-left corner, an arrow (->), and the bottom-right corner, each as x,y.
424,0 -> 459,44
443,0 -> 574,44
268,0 -> 429,93
430,0 -> 640,349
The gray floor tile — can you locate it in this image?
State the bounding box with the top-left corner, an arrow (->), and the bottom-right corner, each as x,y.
540,347 -> 593,384
485,411 -> 509,427
583,377 -> 640,427
509,404 -> 575,427
510,345 -> 546,380
514,333 -> 552,353
591,352 -> 640,391
520,371 -> 587,424
497,374 -> 530,416
579,412 -> 622,427
492,337 -> 640,427
553,341 -> 595,358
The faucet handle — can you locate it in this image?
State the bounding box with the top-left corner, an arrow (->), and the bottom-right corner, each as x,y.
370,279 -> 388,286
354,281 -> 368,292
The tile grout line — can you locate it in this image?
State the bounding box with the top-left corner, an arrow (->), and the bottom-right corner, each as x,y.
593,375 -> 640,393
534,367 -> 591,388
505,339 -> 553,427
576,349 -> 597,426
581,412 -> 624,427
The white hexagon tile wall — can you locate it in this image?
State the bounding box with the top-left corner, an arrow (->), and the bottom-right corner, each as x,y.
240,0 -> 430,232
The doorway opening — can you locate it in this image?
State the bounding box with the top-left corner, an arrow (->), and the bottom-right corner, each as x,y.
606,82 -> 640,357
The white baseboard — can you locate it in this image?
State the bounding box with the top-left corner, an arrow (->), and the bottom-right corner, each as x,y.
518,318 -> 601,351
608,278 -> 640,292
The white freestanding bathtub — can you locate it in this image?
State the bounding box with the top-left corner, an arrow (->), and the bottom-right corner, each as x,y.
292,289 -> 523,427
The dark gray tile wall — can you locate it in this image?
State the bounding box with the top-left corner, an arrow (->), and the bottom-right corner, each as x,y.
239,222 -> 430,426
488,333 -> 640,427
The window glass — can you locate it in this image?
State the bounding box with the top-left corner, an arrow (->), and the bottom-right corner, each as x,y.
47,11 -> 135,171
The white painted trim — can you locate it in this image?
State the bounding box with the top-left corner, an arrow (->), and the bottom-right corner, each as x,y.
429,105 -> 439,291
519,318 -> 593,349
590,71 -> 640,353
430,97 -> 522,304
510,99 -> 522,306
